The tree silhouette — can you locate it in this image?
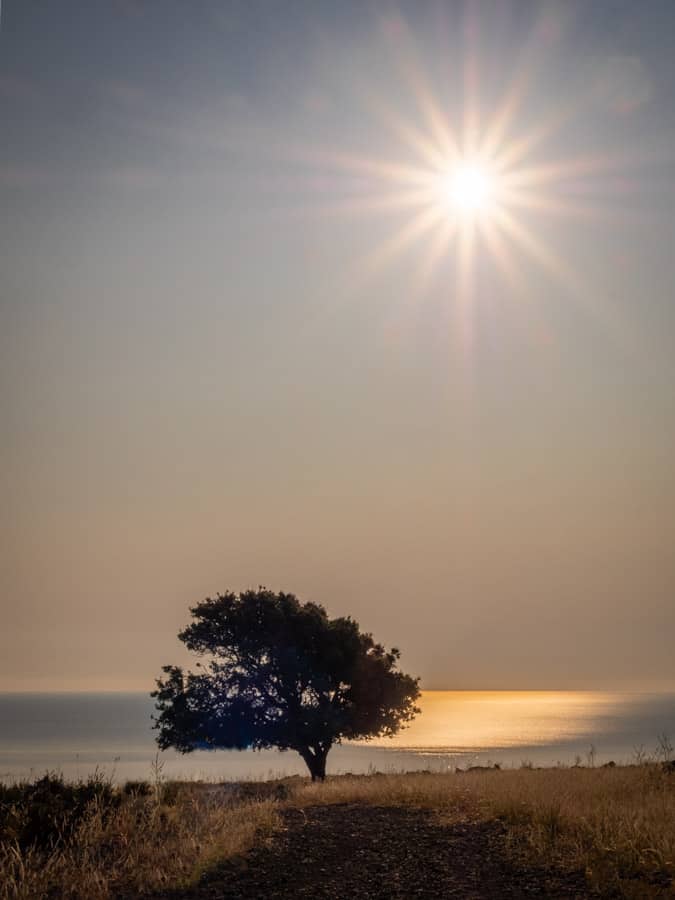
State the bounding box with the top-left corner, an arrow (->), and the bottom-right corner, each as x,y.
152,588 -> 420,780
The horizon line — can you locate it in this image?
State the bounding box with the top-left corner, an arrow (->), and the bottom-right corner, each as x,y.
1,687 -> 673,695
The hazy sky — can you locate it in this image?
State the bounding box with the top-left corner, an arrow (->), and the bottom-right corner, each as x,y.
2,1 -> 675,692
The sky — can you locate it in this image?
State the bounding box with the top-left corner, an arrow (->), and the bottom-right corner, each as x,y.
1,0 -> 675,692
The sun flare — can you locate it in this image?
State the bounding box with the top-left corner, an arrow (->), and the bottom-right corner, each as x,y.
293,10 -> 635,346
447,163 -> 495,214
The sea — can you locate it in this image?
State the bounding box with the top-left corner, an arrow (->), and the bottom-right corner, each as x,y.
0,691 -> 673,785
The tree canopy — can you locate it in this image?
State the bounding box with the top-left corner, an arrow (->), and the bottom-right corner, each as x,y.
152,588 -> 420,780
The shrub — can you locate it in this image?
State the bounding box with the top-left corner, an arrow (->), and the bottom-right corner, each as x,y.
0,772 -> 119,850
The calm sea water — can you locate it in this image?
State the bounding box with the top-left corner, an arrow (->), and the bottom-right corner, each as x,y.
0,692 -> 673,784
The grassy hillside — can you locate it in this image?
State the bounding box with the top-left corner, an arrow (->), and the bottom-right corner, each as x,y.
1,763 -> 673,898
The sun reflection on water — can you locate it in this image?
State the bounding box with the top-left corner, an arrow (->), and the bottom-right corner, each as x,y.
370,691 -> 627,751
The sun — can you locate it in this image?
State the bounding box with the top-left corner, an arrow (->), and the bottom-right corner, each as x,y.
447,163 -> 495,214
291,10 -> 630,336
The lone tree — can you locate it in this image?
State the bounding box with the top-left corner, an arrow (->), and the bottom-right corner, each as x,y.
153,588 -> 420,781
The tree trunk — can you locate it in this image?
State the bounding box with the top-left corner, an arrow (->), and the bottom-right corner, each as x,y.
299,745 -> 329,781
310,750 -> 327,782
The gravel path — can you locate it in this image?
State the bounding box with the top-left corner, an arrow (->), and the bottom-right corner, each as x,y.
165,803 -> 592,899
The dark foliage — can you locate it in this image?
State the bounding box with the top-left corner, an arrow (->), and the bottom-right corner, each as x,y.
153,588 -> 421,779
0,772 -> 118,850
122,779 -> 153,797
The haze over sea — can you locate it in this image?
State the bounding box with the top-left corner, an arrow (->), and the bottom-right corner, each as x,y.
1,692 -> 673,784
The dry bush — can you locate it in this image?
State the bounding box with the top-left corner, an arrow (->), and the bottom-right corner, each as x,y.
0,782 -> 280,899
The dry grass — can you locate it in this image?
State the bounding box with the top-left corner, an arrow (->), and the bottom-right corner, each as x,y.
293,769 -> 476,817
479,765 -> 675,896
293,765 -> 675,896
0,781 -> 280,899
2,765 -> 673,898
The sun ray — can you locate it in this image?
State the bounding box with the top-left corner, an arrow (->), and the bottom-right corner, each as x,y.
453,218 -> 478,355
478,218 -> 523,295
479,217 -> 559,354
345,205 -> 448,296
497,187 -> 612,222
477,7 -> 561,163
397,60 -> 461,162
491,206 -> 581,289
314,186 -> 438,220
477,68 -> 530,163
502,153 -> 630,189
461,5 -> 481,158
489,205 -> 627,342
491,101 -> 580,173
273,6 -> 652,363
492,207 -> 646,360
381,14 -> 461,161
410,216 -> 457,301
282,142 -> 435,189
364,93 -> 452,170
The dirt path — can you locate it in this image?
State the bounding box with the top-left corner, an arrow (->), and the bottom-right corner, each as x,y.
166,803 -> 592,899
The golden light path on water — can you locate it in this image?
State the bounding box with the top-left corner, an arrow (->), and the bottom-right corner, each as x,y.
366,691 -> 627,752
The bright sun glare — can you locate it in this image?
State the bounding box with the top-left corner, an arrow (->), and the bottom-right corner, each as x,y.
447,163 -> 494,214
298,9 -> 631,334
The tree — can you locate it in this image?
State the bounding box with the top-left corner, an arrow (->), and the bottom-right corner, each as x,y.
152,588 -> 420,781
